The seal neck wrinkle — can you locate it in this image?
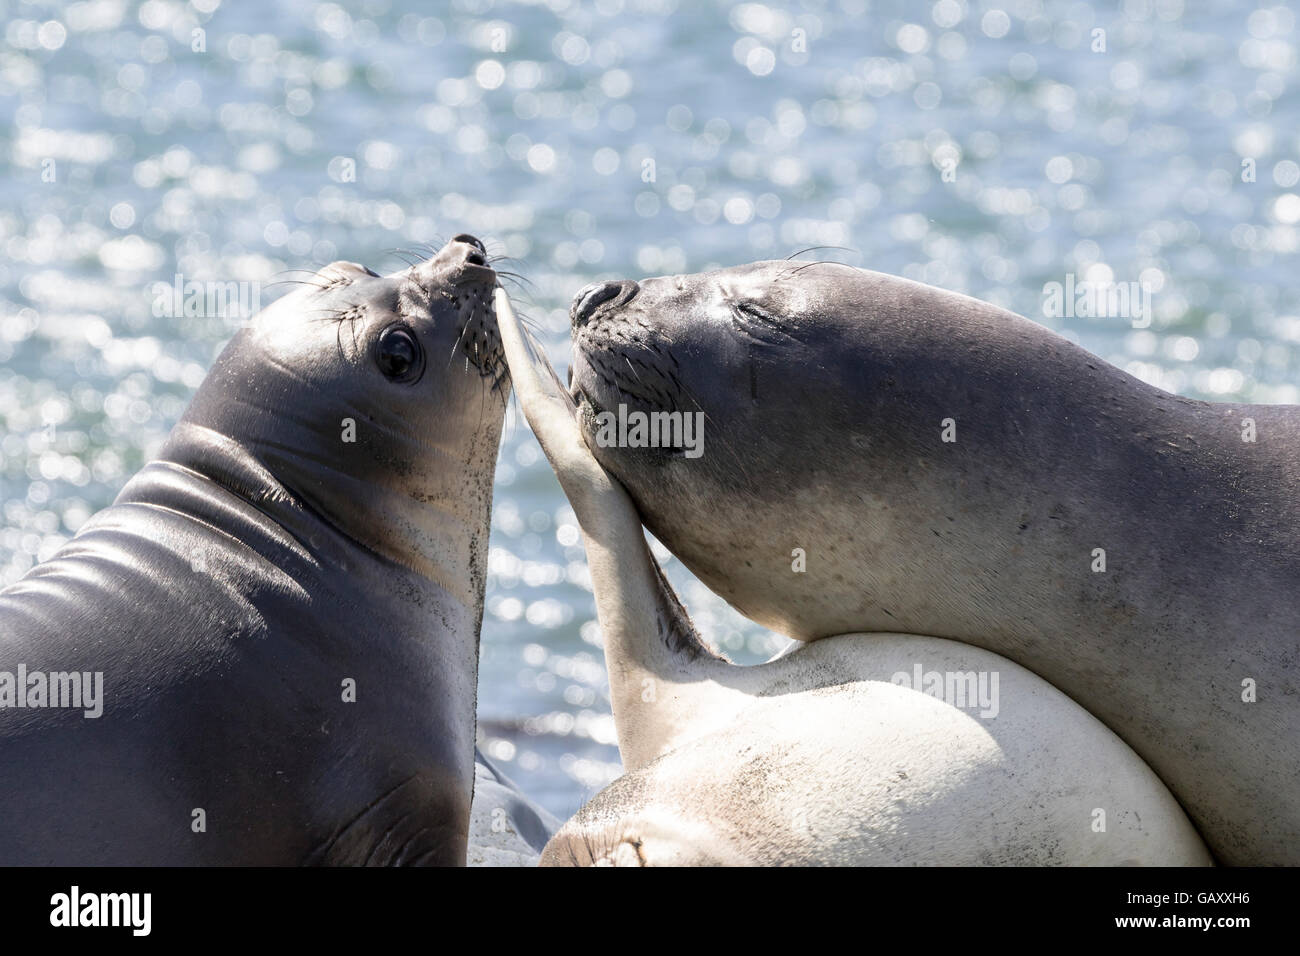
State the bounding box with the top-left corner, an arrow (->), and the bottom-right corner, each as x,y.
169,340 -> 499,607
177,420 -> 491,608
145,421 -> 316,563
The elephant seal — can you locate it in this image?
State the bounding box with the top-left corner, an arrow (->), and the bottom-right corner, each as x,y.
561,263 -> 1300,865
0,236 -> 510,865
494,289 -> 1210,867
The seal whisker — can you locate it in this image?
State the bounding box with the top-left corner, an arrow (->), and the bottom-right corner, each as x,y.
493,271 -> 536,292
266,278 -> 331,292
445,315 -> 478,371
784,245 -> 860,261
487,255 -> 530,276
516,313 -> 544,337
273,268 -> 331,280
787,259 -> 858,277
268,269 -> 336,292
493,283 -> 540,317
622,355 -> 647,388
386,249 -> 423,269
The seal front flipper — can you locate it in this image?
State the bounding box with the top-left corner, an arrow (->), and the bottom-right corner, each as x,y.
496,289 -> 743,771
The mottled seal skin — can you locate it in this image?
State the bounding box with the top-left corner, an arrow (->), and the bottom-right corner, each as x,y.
494,289 -> 1210,869
0,236 -> 508,865
565,263 -> 1300,865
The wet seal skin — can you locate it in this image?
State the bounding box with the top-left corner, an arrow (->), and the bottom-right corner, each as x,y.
495,287 -> 1210,867
562,261 -> 1300,866
0,235 -> 529,865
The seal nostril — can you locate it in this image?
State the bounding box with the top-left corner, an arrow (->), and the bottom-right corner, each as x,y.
452,233 -> 486,254
571,279 -> 637,328
465,251 -> 487,267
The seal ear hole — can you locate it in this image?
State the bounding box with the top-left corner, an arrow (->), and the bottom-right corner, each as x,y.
374,322 -> 425,384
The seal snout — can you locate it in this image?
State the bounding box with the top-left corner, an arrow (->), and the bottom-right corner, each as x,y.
452,233 -> 486,253
418,234 -> 491,278
451,233 -> 488,267
571,279 -> 638,328
391,234 -> 504,387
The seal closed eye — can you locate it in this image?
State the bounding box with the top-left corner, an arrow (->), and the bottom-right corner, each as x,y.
729,299 -> 802,346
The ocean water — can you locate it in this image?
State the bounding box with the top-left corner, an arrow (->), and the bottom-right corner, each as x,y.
1,0 -> 1298,820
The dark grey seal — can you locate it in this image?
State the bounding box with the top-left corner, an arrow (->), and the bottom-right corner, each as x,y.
0,235 -> 512,865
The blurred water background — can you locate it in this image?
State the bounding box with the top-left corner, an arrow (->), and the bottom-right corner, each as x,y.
1,0 -> 1298,818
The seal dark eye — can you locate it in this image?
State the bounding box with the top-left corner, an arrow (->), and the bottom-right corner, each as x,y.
375,324 -> 424,383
